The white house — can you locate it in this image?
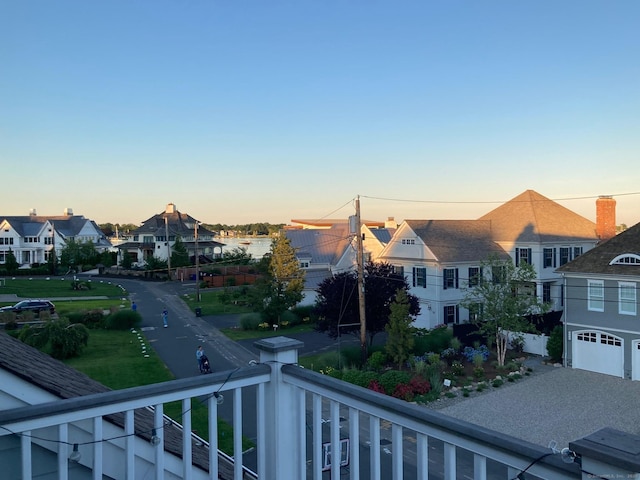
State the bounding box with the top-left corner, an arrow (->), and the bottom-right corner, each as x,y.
0,209 -> 111,269
378,190 -> 605,329
115,203 -> 225,267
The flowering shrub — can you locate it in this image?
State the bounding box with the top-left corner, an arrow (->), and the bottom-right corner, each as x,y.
368,380 -> 386,394
409,376 -> 431,395
451,361 -> 465,376
392,383 -> 415,401
258,322 -> 271,330
462,345 -> 489,363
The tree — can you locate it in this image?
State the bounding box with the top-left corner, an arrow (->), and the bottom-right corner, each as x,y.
460,255 -> 549,367
18,319 -> 89,360
255,235 -> 304,324
59,239 -> 99,271
385,289 -> 416,369
221,246 -> 253,265
4,248 -> 19,274
47,249 -> 59,275
315,262 -> 420,346
171,236 -> 190,267
120,251 -> 133,269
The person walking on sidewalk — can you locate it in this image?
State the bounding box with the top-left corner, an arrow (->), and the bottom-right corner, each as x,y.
161,308 -> 168,328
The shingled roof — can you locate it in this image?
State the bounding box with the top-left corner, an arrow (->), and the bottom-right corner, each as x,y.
405,220 -> 509,263
286,224 -> 352,265
0,332 -> 210,472
557,221 -> 640,276
478,190 -> 598,243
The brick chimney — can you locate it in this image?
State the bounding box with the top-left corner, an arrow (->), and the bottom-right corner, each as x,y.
596,196 -> 616,241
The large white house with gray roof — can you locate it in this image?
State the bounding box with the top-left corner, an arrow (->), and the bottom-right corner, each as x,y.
378,190 -> 607,329
0,209 -> 111,269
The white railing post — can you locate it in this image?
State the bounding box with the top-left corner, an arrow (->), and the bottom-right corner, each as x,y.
254,336 -> 304,480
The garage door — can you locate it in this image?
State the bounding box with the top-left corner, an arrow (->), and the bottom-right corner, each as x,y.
572,330 -> 624,378
633,340 -> 640,381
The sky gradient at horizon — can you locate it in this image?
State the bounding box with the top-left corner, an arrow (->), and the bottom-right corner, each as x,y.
1,1 -> 639,226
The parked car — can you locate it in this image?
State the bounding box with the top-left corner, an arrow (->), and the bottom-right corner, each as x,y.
0,300 -> 56,315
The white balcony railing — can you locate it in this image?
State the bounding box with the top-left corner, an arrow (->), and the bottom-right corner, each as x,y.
1,336 -> 637,480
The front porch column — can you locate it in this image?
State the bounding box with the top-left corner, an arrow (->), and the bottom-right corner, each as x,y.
254,336 -> 304,480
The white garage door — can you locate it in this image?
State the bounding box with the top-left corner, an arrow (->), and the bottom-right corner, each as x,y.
572,331 -> 624,378
633,340 -> 640,381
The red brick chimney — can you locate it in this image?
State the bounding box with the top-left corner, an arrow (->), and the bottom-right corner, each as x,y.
596,196 -> 616,241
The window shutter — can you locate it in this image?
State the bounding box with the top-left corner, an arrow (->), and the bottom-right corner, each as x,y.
528,248 -> 532,268
515,248 -> 520,267
553,248 -> 557,268
455,269 -> 459,289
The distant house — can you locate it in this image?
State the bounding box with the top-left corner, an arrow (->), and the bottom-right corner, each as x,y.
116,203 -> 225,267
557,220 -> 640,379
0,208 -> 111,269
378,191 -> 606,329
285,218 -> 397,305
0,332 -> 211,478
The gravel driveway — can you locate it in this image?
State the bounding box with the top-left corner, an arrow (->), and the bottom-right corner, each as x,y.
430,363 -> 640,449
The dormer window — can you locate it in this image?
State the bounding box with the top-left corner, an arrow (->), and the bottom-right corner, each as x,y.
610,254 -> 640,265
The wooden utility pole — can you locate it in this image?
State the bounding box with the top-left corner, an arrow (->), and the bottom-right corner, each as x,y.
355,196 -> 367,363
195,222 -> 200,302
165,216 -> 171,279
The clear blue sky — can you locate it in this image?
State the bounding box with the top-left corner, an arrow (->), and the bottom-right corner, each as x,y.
1,1 -> 638,226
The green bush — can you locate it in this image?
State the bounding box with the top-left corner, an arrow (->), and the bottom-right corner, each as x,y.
547,325 -> 563,362
366,351 -> 387,371
104,310 -> 141,330
341,369 -> 379,388
239,312 -> 264,330
19,319 -> 89,359
379,370 -> 411,395
279,310 -> 300,326
68,309 -> 105,329
413,327 -> 453,356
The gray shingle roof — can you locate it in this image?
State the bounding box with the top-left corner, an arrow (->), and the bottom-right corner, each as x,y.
405,220 -> 509,263
286,225 -> 352,265
478,190 -> 598,243
557,221 -> 640,276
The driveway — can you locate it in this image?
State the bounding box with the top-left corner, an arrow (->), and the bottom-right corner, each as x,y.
430,364 -> 640,449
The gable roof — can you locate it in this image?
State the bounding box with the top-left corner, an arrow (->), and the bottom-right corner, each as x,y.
135,209 -> 216,238
405,220 -> 509,263
285,224 -> 352,265
478,190 -> 598,243
557,221 -> 640,276
0,215 -> 111,248
0,332 -> 209,472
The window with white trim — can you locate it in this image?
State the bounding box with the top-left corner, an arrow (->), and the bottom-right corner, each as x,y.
588,280 -> 604,312
402,239 -> 415,245
577,332 -> 596,342
412,267 -> 426,288
443,268 -> 459,289
543,248 -> 556,268
610,254 -> 640,265
444,305 -> 459,324
600,334 -> 621,346
619,281 -> 637,316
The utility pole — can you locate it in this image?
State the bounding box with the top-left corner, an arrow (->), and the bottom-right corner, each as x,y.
195,222 -> 200,302
355,195 -> 367,364
165,216 -> 171,279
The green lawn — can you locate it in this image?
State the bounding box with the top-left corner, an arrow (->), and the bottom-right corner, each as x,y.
182,288 -> 254,315
221,322 -> 314,341
0,277 -> 126,300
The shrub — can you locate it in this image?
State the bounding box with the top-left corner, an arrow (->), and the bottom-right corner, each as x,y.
492,378 -> 504,388
368,380 -> 386,394
463,345 -> 489,363
413,326 -> 453,355
341,369 -> 378,388
473,367 -> 485,380
451,361 -> 465,377
4,319 -> 18,331
409,375 -> 431,395
19,319 -> 89,359
239,313 -> 263,330
367,351 -> 387,371
379,370 -> 411,395
547,325 -> 563,362
105,310 -> 141,330
279,310 -> 299,326
70,309 -> 105,329
392,383 -> 415,401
